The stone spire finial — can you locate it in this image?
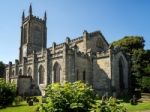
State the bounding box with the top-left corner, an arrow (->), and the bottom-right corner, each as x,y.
44,11 -> 47,22
22,10 -> 25,21
83,30 -> 88,38
29,4 -> 32,16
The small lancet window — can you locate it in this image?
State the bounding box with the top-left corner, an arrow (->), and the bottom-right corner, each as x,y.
83,70 -> 86,82
39,65 -> 45,84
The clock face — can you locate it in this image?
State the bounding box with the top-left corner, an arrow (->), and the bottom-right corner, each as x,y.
23,46 -> 27,57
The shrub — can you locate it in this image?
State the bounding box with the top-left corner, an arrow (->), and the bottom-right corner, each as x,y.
91,97 -> 127,112
39,81 -> 96,112
14,96 -> 23,105
28,100 -> 33,106
26,97 -> 32,103
33,97 -> 39,102
0,78 -> 16,108
42,96 -> 47,103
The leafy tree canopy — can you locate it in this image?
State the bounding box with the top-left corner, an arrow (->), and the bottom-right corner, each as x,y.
0,61 -> 5,78
0,78 -> 16,108
112,36 -> 145,53
142,50 -> 150,75
142,76 -> 150,92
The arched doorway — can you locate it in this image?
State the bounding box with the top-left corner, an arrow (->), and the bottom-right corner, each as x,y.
53,62 -> 61,83
39,65 -> 45,84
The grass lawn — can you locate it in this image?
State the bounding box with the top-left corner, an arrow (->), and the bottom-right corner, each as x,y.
0,97 -> 150,112
123,102 -> 150,112
0,102 -> 39,112
0,96 -> 41,112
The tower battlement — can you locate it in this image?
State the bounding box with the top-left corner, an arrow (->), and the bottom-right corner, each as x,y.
23,16 -> 45,24
22,4 -> 46,24
19,4 -> 47,63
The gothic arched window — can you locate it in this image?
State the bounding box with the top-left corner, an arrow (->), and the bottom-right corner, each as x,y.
119,57 -> 125,90
12,70 -> 15,76
19,69 -> 22,76
76,70 -> 79,80
53,62 -> 61,83
39,65 -> 45,84
83,70 -> 86,82
27,67 -> 32,77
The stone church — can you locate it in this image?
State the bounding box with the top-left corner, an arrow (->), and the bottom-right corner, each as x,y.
5,5 -> 129,96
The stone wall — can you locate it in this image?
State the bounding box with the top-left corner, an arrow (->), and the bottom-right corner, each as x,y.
74,52 -> 92,84
76,40 -> 85,53
87,34 -> 109,53
93,56 -> 111,95
17,76 -> 32,95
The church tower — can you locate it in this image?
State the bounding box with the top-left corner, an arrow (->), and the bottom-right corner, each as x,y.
19,5 -> 47,63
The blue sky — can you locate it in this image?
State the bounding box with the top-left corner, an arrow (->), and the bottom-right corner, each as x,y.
0,0 -> 150,63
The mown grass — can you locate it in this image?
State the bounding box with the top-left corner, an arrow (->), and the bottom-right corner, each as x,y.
0,96 -> 41,112
0,102 -> 39,112
0,96 -> 150,112
124,101 -> 150,112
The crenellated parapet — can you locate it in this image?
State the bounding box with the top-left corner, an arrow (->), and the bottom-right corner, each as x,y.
55,43 -> 65,49
76,51 -> 90,59
22,4 -> 46,24
47,30 -> 110,56
96,50 -> 110,58
70,36 -> 83,43
23,16 -> 45,24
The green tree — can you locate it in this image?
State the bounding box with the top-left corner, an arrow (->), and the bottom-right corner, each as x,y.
0,61 -> 5,78
141,50 -> 150,92
0,78 -> 16,108
39,81 -> 96,112
112,36 -> 144,53
131,49 -> 145,89
143,50 -> 150,75
142,76 -> 150,92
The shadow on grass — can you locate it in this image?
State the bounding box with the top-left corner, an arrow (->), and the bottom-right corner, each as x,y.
10,103 -> 27,107
0,103 -> 27,109
118,95 -> 131,103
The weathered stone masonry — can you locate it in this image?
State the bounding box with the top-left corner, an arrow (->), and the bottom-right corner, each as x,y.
5,5 -> 129,96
